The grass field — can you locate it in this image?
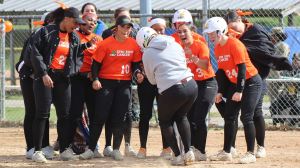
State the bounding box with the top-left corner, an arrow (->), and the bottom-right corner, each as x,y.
4,107 -> 57,123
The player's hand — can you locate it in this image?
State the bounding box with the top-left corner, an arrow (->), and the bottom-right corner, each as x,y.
232,92 -> 242,102
190,55 -> 200,64
136,72 -> 144,84
215,93 -> 223,103
92,80 -> 102,90
42,74 -> 53,88
89,36 -> 100,45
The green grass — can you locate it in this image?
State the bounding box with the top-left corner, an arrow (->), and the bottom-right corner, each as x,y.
6,94 -> 23,100
4,107 -> 57,123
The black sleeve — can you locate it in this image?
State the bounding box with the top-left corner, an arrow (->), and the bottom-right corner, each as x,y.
236,63 -> 246,93
91,60 -> 102,81
215,69 -> 229,96
15,38 -> 30,71
241,25 -> 292,71
30,27 -> 48,78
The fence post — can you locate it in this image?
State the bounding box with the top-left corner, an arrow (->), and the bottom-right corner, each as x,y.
9,21 -> 15,85
202,0 -> 208,30
140,0 -> 152,26
0,20 -> 5,120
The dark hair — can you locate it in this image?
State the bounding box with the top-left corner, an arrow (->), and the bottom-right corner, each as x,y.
114,7 -> 129,19
224,10 -> 249,24
52,7 -> 65,24
43,12 -> 54,26
81,2 -> 97,14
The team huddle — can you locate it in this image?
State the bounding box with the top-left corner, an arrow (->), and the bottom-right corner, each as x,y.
16,2 -> 292,166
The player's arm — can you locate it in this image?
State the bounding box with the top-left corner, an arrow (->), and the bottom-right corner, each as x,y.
236,63 -> 246,93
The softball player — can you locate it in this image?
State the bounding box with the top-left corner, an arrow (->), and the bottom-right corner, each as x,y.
101,7 -> 138,157
16,12 -> 54,160
176,22 -> 217,161
68,13 -> 102,155
136,18 -> 171,159
137,27 -> 198,166
79,15 -> 142,161
29,7 -> 92,163
204,17 -> 262,164
224,10 -> 293,158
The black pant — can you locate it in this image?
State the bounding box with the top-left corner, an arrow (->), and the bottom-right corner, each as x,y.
138,78 -> 168,149
253,79 -> 267,147
188,78 -> 217,154
33,71 -> 72,152
69,73 -> 95,145
20,75 -> 49,151
158,79 -> 198,157
222,75 -> 262,153
89,79 -> 131,151
104,112 -> 132,147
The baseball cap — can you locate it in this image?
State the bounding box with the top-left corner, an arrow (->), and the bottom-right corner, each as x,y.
115,15 -> 133,27
64,7 -> 86,24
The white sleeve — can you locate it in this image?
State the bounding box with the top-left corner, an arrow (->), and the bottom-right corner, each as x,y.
142,54 -> 157,85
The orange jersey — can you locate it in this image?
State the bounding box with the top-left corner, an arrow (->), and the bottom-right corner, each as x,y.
171,32 -> 207,45
93,36 -> 142,80
76,31 -> 103,73
214,37 -> 258,84
183,41 -> 215,81
50,32 -> 70,69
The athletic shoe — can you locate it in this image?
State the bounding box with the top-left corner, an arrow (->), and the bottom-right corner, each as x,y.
230,147 -> 239,158
184,150 -> 195,165
194,148 -> 207,161
124,143 -> 137,156
26,148 -> 35,159
256,145 -> 266,158
60,147 -> 77,161
209,150 -> 232,161
171,155 -> 184,166
94,149 -> 104,158
42,146 -> 54,159
239,152 -> 256,164
136,148 -> 146,159
112,149 -> 123,161
103,146 -> 113,157
79,149 -> 94,160
160,147 -> 172,160
32,151 -> 47,163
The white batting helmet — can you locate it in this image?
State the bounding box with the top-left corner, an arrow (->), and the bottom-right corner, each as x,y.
203,17 -> 228,34
136,27 -> 157,50
172,9 -> 193,24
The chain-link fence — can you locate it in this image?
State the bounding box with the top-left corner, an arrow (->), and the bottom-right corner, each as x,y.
0,6 -> 300,128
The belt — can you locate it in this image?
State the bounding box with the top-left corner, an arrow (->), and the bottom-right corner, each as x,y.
176,76 -> 193,85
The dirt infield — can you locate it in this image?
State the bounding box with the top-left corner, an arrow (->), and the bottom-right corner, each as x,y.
0,127 -> 299,168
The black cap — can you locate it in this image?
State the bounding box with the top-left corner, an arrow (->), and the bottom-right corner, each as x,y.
64,7 -> 86,24
115,15 -> 133,27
